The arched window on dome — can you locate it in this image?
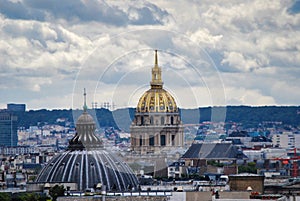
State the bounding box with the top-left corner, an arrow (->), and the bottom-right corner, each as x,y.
141,116 -> 144,125
171,116 -> 174,125
150,116 -> 153,125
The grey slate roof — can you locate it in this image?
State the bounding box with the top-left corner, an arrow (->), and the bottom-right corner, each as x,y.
181,143 -> 246,159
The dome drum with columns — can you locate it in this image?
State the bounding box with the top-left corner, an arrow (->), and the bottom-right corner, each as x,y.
36,89 -> 138,191
130,50 -> 184,155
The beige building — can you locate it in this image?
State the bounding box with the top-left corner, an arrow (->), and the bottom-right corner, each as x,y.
272,132 -> 300,149
130,50 -> 184,155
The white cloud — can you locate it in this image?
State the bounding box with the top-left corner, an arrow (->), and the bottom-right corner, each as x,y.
221,51 -> 259,72
225,87 -> 276,106
188,28 -> 223,48
0,0 -> 300,109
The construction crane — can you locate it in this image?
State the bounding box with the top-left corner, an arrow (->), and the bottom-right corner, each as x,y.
272,148 -> 300,177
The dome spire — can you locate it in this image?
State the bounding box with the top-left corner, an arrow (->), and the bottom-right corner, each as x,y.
155,49 -> 158,66
83,88 -> 87,112
150,50 -> 163,89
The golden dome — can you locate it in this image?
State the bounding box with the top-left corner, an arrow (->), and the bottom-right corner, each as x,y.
136,50 -> 178,113
137,88 -> 177,113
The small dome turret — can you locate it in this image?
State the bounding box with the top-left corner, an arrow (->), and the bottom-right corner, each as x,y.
76,112 -> 95,125
68,88 -> 102,150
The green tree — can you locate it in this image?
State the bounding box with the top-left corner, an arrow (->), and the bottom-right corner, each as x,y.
49,185 -> 65,201
0,192 -> 11,201
238,162 -> 257,174
207,160 -> 224,167
11,192 -> 49,201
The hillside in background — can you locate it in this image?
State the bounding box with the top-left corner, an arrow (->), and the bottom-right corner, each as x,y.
15,108 -> 117,129
12,106 -> 300,131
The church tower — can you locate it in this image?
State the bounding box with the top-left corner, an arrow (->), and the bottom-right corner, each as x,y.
130,50 -> 184,155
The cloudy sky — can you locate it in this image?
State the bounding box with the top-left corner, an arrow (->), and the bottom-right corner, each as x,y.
0,0 -> 300,110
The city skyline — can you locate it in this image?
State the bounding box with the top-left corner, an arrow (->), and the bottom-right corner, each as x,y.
0,1 -> 300,110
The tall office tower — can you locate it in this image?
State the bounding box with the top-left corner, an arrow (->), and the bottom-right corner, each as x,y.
7,103 -> 26,112
0,111 -> 18,146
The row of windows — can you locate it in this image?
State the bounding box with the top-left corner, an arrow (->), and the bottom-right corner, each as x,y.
139,116 -> 175,125
138,134 -> 176,146
140,106 -> 174,112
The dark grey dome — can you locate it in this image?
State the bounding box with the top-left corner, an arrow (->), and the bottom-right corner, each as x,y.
35,149 -> 138,191
35,89 -> 138,191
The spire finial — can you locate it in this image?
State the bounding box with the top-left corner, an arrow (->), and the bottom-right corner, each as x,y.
150,50 -> 163,89
155,49 -> 158,66
83,88 -> 87,112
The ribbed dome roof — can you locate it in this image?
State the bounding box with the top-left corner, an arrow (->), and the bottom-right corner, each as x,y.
136,50 -> 178,113
68,110 -> 102,150
137,88 -> 177,113
35,150 -> 138,191
36,89 -> 138,191
76,112 -> 95,124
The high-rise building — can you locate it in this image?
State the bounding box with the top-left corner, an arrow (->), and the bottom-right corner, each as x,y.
130,50 -> 184,155
7,103 -> 26,112
0,111 -> 18,146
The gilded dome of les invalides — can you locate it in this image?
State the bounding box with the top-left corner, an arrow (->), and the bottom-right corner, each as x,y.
136,50 -> 178,113
130,50 -> 184,156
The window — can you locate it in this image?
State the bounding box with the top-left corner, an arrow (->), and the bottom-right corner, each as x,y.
139,135 -> 143,146
150,116 -> 153,125
161,117 -> 164,125
160,135 -> 166,146
172,135 -> 175,146
149,135 -> 155,146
